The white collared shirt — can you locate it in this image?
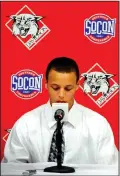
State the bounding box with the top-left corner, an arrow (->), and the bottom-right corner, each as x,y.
3,101 -> 118,164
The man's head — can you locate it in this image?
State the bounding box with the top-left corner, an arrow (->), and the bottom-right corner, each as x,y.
45,57 -> 80,110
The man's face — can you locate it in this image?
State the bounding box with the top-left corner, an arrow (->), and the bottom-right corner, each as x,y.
46,70 -> 79,110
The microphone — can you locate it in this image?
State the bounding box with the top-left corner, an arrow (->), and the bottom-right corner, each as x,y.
52,103 -> 68,122
44,103 -> 75,173
54,109 -> 65,121
54,109 -> 64,167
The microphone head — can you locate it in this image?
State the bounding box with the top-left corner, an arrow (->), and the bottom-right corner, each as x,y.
54,109 -> 65,121
52,103 -> 68,122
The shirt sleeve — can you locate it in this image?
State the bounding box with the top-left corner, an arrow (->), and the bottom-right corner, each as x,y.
2,118 -> 31,163
97,118 -> 118,165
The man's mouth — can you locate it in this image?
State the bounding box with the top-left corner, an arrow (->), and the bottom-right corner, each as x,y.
56,101 -> 66,103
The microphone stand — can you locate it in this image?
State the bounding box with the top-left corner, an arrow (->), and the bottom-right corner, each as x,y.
44,120 -> 75,173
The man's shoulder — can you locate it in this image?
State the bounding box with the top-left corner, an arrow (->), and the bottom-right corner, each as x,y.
27,103 -> 46,115
10,103 -> 48,134
16,103 -> 47,123
75,102 -> 106,123
75,102 -> 110,135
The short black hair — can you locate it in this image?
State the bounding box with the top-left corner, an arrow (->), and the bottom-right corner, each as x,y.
46,57 -> 80,82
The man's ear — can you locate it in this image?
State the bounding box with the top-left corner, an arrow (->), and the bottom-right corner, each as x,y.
76,80 -> 79,90
45,82 -> 48,89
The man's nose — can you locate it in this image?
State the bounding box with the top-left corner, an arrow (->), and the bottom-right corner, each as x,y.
58,89 -> 65,99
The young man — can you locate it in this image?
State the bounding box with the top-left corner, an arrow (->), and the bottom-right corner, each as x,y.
3,57 -> 118,164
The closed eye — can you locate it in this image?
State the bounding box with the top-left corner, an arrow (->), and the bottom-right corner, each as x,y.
51,86 -> 73,91
64,87 -> 73,91
52,87 -> 59,91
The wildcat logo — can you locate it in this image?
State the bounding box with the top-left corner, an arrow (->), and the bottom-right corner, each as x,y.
79,63 -> 119,108
81,72 -> 113,96
5,5 -> 50,50
11,69 -> 43,99
10,14 -> 43,38
84,14 -> 116,44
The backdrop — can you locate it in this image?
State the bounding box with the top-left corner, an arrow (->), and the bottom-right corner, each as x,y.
1,1 -> 119,159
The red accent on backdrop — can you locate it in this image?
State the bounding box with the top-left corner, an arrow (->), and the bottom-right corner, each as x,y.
1,1 -> 119,159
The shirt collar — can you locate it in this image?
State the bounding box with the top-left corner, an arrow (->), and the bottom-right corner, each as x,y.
45,100 -> 82,129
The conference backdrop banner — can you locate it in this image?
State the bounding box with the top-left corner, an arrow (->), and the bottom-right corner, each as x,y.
1,1 -> 119,159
